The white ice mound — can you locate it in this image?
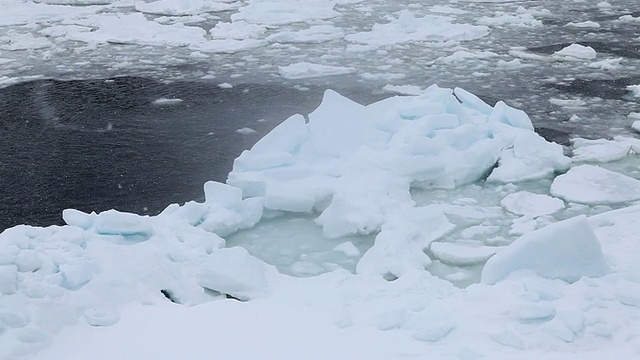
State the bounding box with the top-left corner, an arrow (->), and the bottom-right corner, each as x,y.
228,85 -> 570,239
481,215 -> 610,284
550,164 -> 640,204
199,247 -> 270,300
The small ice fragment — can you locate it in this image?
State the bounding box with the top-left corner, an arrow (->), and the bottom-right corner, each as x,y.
236,127 -> 257,135
632,121 -> 640,134
152,98 -> 183,105
552,44 -> 597,60
218,83 -> 233,89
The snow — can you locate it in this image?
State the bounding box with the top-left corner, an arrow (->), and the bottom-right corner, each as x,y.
550,164 -> 640,204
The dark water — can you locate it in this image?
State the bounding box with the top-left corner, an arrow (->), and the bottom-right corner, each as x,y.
0,77 -> 386,231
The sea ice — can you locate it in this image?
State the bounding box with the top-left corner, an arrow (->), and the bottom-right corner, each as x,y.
231,0 -> 339,25
552,44 -> 597,60
198,247 -> 271,300
430,242 -> 500,266
550,164 -> 640,204
135,0 -> 236,15
500,191 -> 565,217
345,10 -> 489,46
571,138 -> 631,163
482,215 -> 610,284
278,62 -> 356,79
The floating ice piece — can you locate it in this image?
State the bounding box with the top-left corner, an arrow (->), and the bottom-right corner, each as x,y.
0,31 -> 52,51
552,44 -> 597,60
430,242 -> 500,266
633,121 -> 640,134
481,215 -> 610,284
278,62 -> 356,80
500,191 -> 565,217
589,204 -> 640,272
198,247 -> 270,300
67,13 -> 207,47
209,21 -> 266,40
135,0 -> 235,15
571,138 -> 631,163
267,25 -> 344,44
231,0 -> 339,25
627,84 -> 640,98
588,57 -> 623,70
346,10 -> 488,46
152,98 -> 183,105
382,84 -> 423,95
550,164 -> 640,204
332,242 -> 360,257
34,0 -> 113,3
477,12 -> 542,27
236,127 -> 257,135
565,21 -> 600,28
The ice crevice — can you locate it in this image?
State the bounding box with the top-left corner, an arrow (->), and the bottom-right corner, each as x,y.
3,85 -> 640,359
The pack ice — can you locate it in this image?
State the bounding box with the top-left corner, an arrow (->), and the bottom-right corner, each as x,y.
3,86 -> 640,360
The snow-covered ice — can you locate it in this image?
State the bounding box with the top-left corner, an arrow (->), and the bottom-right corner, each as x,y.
552,44 -> 597,60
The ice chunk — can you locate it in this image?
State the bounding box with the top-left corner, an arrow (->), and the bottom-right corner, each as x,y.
481,215 -> 610,284
550,164 -> 640,204
135,0 -> 235,16
231,0 -> 339,25
357,205 -> 455,277
633,121 -> 640,134
487,129 -> 571,183
62,208 -> 97,229
552,44 -> 597,60
236,127 -> 257,135
278,62 -> 356,80
571,138 -> 631,162
500,191 -> 565,217
346,10 -> 489,46
94,210 -> 153,238
198,247 -> 270,300
430,242 -> 500,266
203,181 -> 242,208
151,98 -> 183,106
